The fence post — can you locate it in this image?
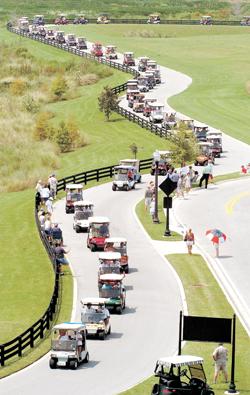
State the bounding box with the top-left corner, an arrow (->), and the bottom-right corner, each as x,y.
40,318 -> 44,339
0,345 -> 4,366
30,327 -> 34,348
97,169 -> 99,182
46,310 -> 51,329
18,336 -> 22,357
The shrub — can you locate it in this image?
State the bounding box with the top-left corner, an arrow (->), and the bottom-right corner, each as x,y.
34,112 -> 54,141
51,75 -> 68,100
54,121 -> 73,153
98,86 -> 119,121
23,95 -> 40,113
10,79 -> 27,95
75,72 -> 99,86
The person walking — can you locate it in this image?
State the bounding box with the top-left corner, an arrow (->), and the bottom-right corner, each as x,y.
144,185 -> 154,211
213,241 -> 220,257
184,172 -> 191,194
184,229 -> 195,254
176,174 -> 185,198
212,343 -> 228,384
48,173 -> 58,199
199,163 -> 211,189
45,197 -> 53,216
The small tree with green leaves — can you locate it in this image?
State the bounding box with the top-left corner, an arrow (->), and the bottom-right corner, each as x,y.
51,75 -> 68,101
171,130 -> 199,166
98,86 -> 118,121
129,143 -> 138,159
54,121 -> 72,152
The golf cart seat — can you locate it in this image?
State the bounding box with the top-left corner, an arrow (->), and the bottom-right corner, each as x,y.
168,379 -> 182,388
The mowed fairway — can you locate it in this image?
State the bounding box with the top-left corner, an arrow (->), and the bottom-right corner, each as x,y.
61,24 -> 250,144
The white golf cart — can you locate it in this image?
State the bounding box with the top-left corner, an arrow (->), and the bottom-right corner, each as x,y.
138,56 -> 150,72
149,102 -> 165,124
146,60 -> 161,83
112,165 -> 136,191
81,297 -> 111,340
73,200 -> 94,232
152,355 -> 214,395
119,159 -> 141,182
105,45 -> 118,60
49,322 -> 89,370
65,183 -> 83,213
104,237 -> 129,273
98,251 -> 121,279
99,273 -> 126,314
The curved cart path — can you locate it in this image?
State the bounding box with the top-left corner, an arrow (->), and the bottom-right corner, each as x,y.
2,34 -> 250,394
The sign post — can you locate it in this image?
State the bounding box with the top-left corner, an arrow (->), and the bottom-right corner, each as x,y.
159,176 -> 177,236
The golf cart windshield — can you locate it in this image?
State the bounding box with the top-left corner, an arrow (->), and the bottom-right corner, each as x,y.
67,192 -> 82,202
82,311 -> 106,323
75,211 -> 89,220
115,168 -> 130,181
90,223 -> 109,238
189,364 -> 206,381
99,265 -> 120,275
100,285 -> 121,298
52,339 -> 76,351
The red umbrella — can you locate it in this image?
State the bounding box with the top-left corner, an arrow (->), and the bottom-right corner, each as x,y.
206,229 -> 226,244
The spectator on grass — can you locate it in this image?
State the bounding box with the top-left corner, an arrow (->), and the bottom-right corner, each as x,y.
48,173 -> 58,199
35,180 -> 43,194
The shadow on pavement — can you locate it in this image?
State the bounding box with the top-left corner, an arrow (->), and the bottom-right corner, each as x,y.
123,306 -> 137,315
78,360 -> 100,370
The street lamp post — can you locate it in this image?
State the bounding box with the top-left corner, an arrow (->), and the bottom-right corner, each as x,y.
153,150 -> 161,224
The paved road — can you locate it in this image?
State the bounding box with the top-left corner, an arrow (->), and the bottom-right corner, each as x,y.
173,177 -> 250,334
0,179 -> 183,395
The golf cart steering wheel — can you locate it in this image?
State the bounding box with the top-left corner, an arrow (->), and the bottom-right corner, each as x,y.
180,369 -> 188,377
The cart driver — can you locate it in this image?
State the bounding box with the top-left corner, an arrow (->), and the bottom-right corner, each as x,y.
96,302 -> 110,322
82,302 -> 95,314
99,223 -> 109,237
59,329 -> 70,342
127,169 -> 134,189
105,242 -> 114,252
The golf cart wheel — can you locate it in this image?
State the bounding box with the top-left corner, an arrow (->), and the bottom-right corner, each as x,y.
83,352 -> 89,364
125,185 -> 129,191
65,207 -> 70,214
69,359 -> 78,370
116,306 -> 122,315
49,358 -> 57,369
75,225 -> 81,233
99,332 -> 105,341
90,244 -> 96,252
125,266 -> 129,274
108,326 -> 111,335
112,184 -> 117,191
151,383 -> 160,395
138,176 -> 142,183
132,183 -> 135,189
150,170 -> 155,176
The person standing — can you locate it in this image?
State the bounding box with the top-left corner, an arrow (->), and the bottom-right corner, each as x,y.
199,163 -> 211,189
48,174 -> 58,199
184,172 -> 191,194
184,229 -> 195,254
45,197 -> 53,216
144,186 -> 154,211
176,174 -> 185,198
213,241 -> 220,257
212,343 -> 228,384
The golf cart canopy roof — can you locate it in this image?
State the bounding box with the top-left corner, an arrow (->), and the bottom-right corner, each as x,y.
105,237 -> 127,243
157,355 -> 204,368
138,56 -> 150,61
88,216 -> 109,224
74,200 -> 93,207
202,15 -> 212,19
106,45 -> 116,48
99,252 -> 121,260
149,102 -> 164,108
124,52 -> 134,55
114,165 -> 135,170
53,322 -> 85,331
100,273 -> 124,281
81,297 -> 107,306
119,158 -> 139,164
66,183 -> 83,190
198,142 -> 213,146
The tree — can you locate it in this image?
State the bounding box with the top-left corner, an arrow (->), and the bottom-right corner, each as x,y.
51,75 -> 68,100
98,86 -> 118,121
54,121 -> 72,152
171,130 -> 199,166
129,143 -> 138,159
34,112 -> 51,140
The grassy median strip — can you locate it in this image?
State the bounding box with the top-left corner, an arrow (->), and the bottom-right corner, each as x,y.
121,254 -> 250,395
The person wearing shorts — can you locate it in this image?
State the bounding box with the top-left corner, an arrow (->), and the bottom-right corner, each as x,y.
213,343 -> 228,384
184,229 -> 195,255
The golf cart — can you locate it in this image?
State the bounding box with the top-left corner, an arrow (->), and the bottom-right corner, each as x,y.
99,273 -> 126,314
151,150 -> 172,175
81,297 -> 111,340
54,14 -> 68,25
18,18 -> 29,32
206,134 -> 222,156
130,92 -> 145,109
126,80 -> 139,99
151,355 -> 214,395
123,52 -> 135,66
65,183 -> 83,213
104,237 -> 129,273
200,15 -> 213,25
241,16 -> 250,26
163,112 -> 177,129
143,99 -> 157,117
133,101 -> 145,113
98,252 -> 121,279
145,71 -> 156,88
178,118 -> 194,130
76,37 -> 88,50
55,31 -> 66,44
112,165 -> 136,191
147,14 -> 161,24
29,24 -> 39,35
73,200 -> 94,232
138,56 -> 150,72
87,216 -> 110,251
147,60 -> 161,83
46,29 -> 55,40
97,14 -> 110,24
38,26 -> 47,37
33,15 -> 45,25
137,74 -> 150,92
91,42 -> 103,57
193,123 -> 209,142
73,15 -> 88,24
149,102 -> 165,124
119,159 -> 141,182
49,322 -> 89,370
195,142 -> 214,166
65,33 -> 77,46
105,45 -> 118,60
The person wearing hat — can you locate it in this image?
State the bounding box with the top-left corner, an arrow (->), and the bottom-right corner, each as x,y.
45,196 -> 53,215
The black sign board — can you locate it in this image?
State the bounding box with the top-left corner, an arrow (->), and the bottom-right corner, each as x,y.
183,315 -> 232,343
159,176 -> 177,196
163,196 -> 172,209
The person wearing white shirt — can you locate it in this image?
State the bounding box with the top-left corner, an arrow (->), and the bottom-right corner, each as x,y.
40,185 -> 50,203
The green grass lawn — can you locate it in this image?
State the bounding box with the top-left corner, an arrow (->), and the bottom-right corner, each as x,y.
61,24 -> 250,145
121,254 -> 250,395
